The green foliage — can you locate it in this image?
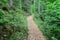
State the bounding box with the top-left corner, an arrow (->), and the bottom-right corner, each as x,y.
0,9 -> 27,40
13,0 -> 21,9
9,32 -> 23,40
0,0 -> 28,40
0,0 -> 9,7
34,0 -> 60,40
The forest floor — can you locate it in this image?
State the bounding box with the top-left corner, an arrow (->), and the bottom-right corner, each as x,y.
27,15 -> 46,40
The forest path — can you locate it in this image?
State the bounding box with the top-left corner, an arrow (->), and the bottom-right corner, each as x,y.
27,15 -> 46,40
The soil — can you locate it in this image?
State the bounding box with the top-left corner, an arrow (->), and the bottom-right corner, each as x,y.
27,15 -> 46,40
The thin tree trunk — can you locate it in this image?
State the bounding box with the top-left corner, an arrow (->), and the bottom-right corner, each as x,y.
34,0 -> 35,13
20,0 -> 22,9
9,0 -> 13,7
38,0 -> 40,15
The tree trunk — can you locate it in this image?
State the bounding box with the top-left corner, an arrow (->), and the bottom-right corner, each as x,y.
38,0 -> 40,15
9,0 -> 13,7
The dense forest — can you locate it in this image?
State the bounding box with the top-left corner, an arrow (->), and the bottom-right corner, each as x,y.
0,0 -> 28,40
0,0 -> 60,40
34,0 -> 60,40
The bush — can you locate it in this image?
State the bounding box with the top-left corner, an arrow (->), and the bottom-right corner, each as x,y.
34,0 -> 60,40
0,9 -> 27,40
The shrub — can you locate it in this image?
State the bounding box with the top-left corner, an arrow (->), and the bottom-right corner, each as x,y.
0,9 -> 27,40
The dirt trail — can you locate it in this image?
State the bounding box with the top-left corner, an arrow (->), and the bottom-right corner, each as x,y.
27,15 -> 46,40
